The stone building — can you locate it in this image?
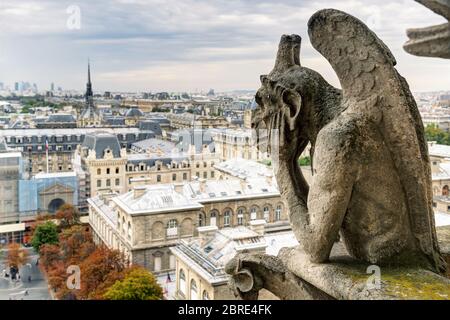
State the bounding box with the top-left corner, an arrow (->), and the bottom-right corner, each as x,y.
124,107 -> 145,126
167,113 -> 229,130
171,226 -> 267,300
76,133 -> 221,200
88,177 -> 289,274
170,226 -> 299,300
0,127 -> 152,174
0,148 -> 23,225
211,128 -> 270,161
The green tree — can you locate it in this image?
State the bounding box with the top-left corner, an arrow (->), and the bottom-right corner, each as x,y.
31,221 -> 59,252
424,124 -> 450,145
298,156 -> 311,166
103,267 -> 163,300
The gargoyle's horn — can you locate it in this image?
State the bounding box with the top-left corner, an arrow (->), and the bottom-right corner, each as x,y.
272,35 -> 297,74
291,34 -> 302,66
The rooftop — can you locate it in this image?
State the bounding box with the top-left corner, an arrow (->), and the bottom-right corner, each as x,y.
215,158 -> 273,180
113,185 -> 203,215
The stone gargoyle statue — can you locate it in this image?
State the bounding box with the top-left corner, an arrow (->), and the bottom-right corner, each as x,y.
226,8 -> 447,299
404,0 -> 450,59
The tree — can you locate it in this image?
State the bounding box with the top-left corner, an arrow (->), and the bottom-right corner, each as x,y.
39,244 -> 61,270
424,123 -> 450,145
103,266 -> 163,300
32,221 -> 59,252
59,225 -> 94,264
298,156 -> 311,166
55,204 -> 80,230
77,246 -> 128,299
6,243 -> 29,268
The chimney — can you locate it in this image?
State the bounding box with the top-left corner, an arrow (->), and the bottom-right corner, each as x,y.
249,219 -> 266,236
199,178 -> 207,193
197,225 -> 218,246
133,186 -> 147,199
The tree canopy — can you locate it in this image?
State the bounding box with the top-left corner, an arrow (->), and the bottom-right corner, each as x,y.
103,266 -> 163,300
6,243 -> 29,268
31,221 -> 59,251
425,123 -> 450,145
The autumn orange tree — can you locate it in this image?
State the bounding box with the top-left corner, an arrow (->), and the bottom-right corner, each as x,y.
77,246 -> 128,300
55,204 -> 80,230
59,225 -> 94,264
7,243 -> 29,268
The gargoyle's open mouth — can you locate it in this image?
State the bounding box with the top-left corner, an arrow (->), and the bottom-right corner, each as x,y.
403,0 -> 450,59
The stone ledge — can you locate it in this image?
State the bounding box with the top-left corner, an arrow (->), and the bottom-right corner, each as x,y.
227,226 -> 450,300
279,245 -> 450,300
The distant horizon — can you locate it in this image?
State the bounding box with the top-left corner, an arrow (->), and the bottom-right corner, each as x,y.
1,0 -> 450,92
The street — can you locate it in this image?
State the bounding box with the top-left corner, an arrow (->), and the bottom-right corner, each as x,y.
0,247 -> 51,300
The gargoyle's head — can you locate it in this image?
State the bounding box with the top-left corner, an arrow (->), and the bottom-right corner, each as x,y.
404,0 -> 450,59
253,34 -> 308,161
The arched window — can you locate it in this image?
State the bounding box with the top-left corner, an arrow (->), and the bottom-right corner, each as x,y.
250,207 -> 257,220
275,205 -> 282,221
443,185 -> 449,196
97,168 -> 101,175
190,279 -> 198,300
198,213 -> 204,227
167,219 -> 178,237
168,219 -> 177,229
224,210 -> 231,227
179,269 -> 186,296
210,211 -> 217,226
127,222 -> 132,240
263,206 -> 270,222
122,217 -> 126,235
202,290 -> 210,300
115,167 -> 119,174
237,209 -> 244,225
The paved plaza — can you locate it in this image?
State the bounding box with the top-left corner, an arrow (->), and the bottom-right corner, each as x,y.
0,248 -> 51,300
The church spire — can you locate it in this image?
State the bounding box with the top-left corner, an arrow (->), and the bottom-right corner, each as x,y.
85,59 -> 93,100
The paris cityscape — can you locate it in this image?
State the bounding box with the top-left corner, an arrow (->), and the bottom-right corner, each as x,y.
0,0 -> 450,304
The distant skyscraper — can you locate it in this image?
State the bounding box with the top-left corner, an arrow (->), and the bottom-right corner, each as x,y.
14,82 -> 19,91
0,82 -> 3,90
51,82 -> 55,91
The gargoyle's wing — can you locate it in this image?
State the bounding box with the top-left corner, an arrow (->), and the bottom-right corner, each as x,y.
308,9 -> 445,272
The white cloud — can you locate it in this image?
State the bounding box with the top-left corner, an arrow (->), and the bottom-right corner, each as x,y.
0,0 -> 448,92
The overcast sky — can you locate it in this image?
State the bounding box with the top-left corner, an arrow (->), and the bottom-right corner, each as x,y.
0,0 -> 449,92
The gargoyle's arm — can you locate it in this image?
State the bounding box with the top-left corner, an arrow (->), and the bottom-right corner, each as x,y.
305,125 -> 359,262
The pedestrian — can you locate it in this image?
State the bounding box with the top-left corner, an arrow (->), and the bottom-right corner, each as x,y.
28,275 -> 32,282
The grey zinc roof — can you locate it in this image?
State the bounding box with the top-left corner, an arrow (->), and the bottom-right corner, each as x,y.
47,114 -> 76,123
131,138 -> 176,155
138,120 -> 162,136
82,132 -> 122,159
0,137 -> 8,152
125,107 -> 144,117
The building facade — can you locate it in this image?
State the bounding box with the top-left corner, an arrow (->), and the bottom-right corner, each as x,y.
88,177 -> 289,274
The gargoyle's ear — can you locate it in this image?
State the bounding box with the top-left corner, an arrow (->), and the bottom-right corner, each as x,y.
281,89 -> 302,130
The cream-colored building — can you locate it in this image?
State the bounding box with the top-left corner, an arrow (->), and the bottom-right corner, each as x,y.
170,225 -> 299,300
211,129 -> 270,162
76,133 -> 221,199
88,177 -> 289,274
171,225 -> 267,300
